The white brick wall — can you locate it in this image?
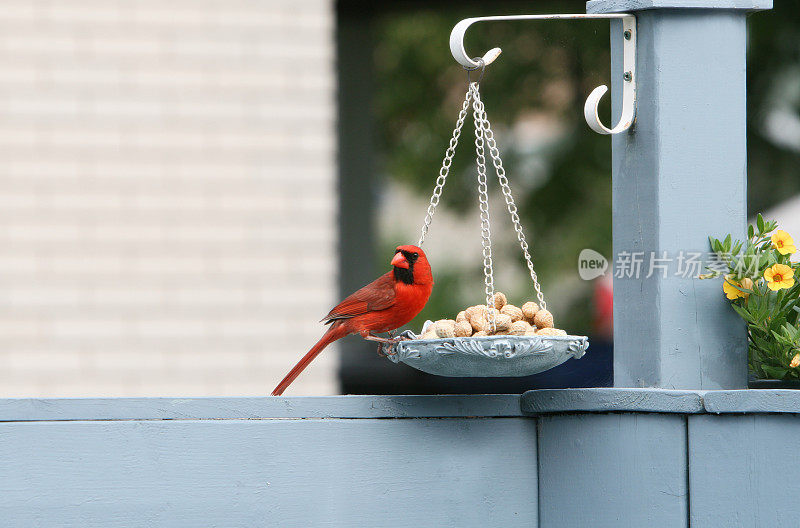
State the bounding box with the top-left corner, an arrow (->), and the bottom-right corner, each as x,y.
0,0 -> 338,396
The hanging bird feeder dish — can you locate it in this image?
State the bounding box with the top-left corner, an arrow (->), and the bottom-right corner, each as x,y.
390,328 -> 588,378
384,12 -> 629,377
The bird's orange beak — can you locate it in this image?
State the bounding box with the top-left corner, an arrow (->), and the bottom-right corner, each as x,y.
391,252 -> 409,269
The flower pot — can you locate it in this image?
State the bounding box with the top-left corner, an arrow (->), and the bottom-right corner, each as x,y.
748,379 -> 800,389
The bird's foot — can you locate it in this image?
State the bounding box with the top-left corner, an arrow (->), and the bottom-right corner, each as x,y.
363,334 -> 400,345
363,333 -> 405,356
376,342 -> 396,357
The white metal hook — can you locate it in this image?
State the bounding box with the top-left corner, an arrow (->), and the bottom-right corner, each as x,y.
449,13 -> 637,135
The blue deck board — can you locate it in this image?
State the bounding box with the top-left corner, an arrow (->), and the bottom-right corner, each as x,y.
0,394 -> 524,421
688,414 -> 800,527
0,417 -> 538,528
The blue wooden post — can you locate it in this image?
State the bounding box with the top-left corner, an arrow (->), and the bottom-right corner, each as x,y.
587,0 -> 772,389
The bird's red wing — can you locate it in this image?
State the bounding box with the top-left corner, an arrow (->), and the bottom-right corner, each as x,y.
323,271 -> 396,323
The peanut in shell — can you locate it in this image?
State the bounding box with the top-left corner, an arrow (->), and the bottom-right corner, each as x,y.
536,327 -> 567,336
521,302 -> 540,322
533,309 -> 554,329
500,304 -> 524,322
491,313 -> 513,333
493,292 -> 507,310
434,319 -> 456,338
509,320 -> 532,335
454,320 -> 473,337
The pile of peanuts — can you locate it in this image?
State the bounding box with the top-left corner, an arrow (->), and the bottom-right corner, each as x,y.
418,292 -> 568,339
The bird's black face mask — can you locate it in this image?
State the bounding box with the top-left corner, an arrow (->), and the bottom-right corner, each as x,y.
393,250 -> 418,285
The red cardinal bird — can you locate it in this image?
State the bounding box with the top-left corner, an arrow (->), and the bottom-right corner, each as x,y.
271,244 -> 433,396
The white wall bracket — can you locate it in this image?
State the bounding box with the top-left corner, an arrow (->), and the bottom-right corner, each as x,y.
450,13 -> 637,135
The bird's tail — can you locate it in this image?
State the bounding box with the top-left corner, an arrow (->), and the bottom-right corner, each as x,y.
271,323 -> 349,396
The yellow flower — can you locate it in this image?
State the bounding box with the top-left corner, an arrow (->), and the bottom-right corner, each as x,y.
723,275 -> 752,300
791,353 -> 800,368
764,264 -> 795,291
771,230 -> 797,255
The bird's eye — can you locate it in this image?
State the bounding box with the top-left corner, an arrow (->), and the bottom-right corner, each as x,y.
412,252 -> 419,260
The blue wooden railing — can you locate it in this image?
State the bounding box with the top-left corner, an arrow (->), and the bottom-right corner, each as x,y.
2,389 -> 799,527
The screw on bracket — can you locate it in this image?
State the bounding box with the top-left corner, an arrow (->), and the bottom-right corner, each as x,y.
623,71 -> 633,82
624,29 -> 632,40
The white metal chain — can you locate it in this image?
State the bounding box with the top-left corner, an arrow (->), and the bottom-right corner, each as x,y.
472,87 -> 547,311
470,82 -> 496,329
417,76 -> 547,322
418,87 -> 473,246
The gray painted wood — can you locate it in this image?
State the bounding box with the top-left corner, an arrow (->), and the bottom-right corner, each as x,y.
688,414 -> 800,527
538,413 -> 688,527
0,395 -> 524,422
9,390 -> 800,423
522,388 -> 800,414
6,391 -> 800,526
599,1 -> 769,390
703,389 -> 800,414
0,417 -> 537,527
521,388 -> 704,414
587,0 -> 772,12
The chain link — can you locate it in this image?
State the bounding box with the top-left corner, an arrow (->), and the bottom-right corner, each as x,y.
470,82 -> 496,329
472,87 -> 547,311
418,78 -> 547,320
418,87 -> 473,246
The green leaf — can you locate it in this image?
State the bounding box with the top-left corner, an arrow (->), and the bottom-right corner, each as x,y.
731,303 -> 754,323
751,333 -> 773,352
757,213 -> 765,233
765,220 -> 778,233
748,223 -> 755,239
